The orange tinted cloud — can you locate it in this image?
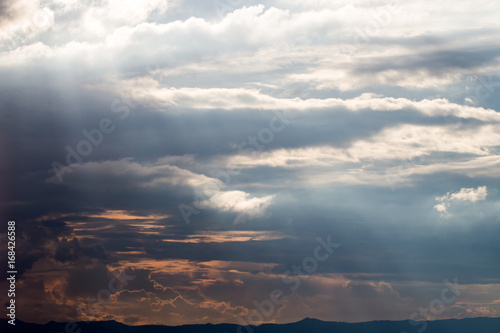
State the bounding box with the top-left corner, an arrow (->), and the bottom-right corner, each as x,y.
87,210 -> 171,220
162,231 -> 290,243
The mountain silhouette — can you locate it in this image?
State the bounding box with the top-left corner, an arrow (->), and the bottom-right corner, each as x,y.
1,317 -> 499,333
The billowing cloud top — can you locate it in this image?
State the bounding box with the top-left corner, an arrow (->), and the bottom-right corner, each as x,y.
1,0 -> 500,327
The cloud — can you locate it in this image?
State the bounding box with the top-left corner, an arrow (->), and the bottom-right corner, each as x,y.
434,186 -> 488,218
162,231 -> 289,243
44,157 -> 276,224
441,186 -> 489,202
2,0 -> 500,326
195,191 -> 275,224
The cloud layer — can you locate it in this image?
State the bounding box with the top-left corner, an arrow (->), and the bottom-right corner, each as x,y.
1,0 -> 500,326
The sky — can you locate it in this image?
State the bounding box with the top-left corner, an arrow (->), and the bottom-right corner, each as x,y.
1,0 -> 500,327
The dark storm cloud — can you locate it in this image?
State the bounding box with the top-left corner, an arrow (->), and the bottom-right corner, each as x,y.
1,75 -> 499,287
0,77 -> 489,183
353,48 -> 500,75
0,77 -> 457,226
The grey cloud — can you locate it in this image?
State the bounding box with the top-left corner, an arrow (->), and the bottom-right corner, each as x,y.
0,0 -> 24,27
353,48 -> 500,75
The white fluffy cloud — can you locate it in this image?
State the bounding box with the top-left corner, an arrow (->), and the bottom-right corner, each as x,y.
195,191 -> 275,224
434,186 -> 488,218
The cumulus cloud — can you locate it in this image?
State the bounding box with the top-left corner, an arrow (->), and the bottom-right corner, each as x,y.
195,191 -> 275,224
0,0 -> 54,41
434,186 -> 488,218
440,186 -> 489,202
